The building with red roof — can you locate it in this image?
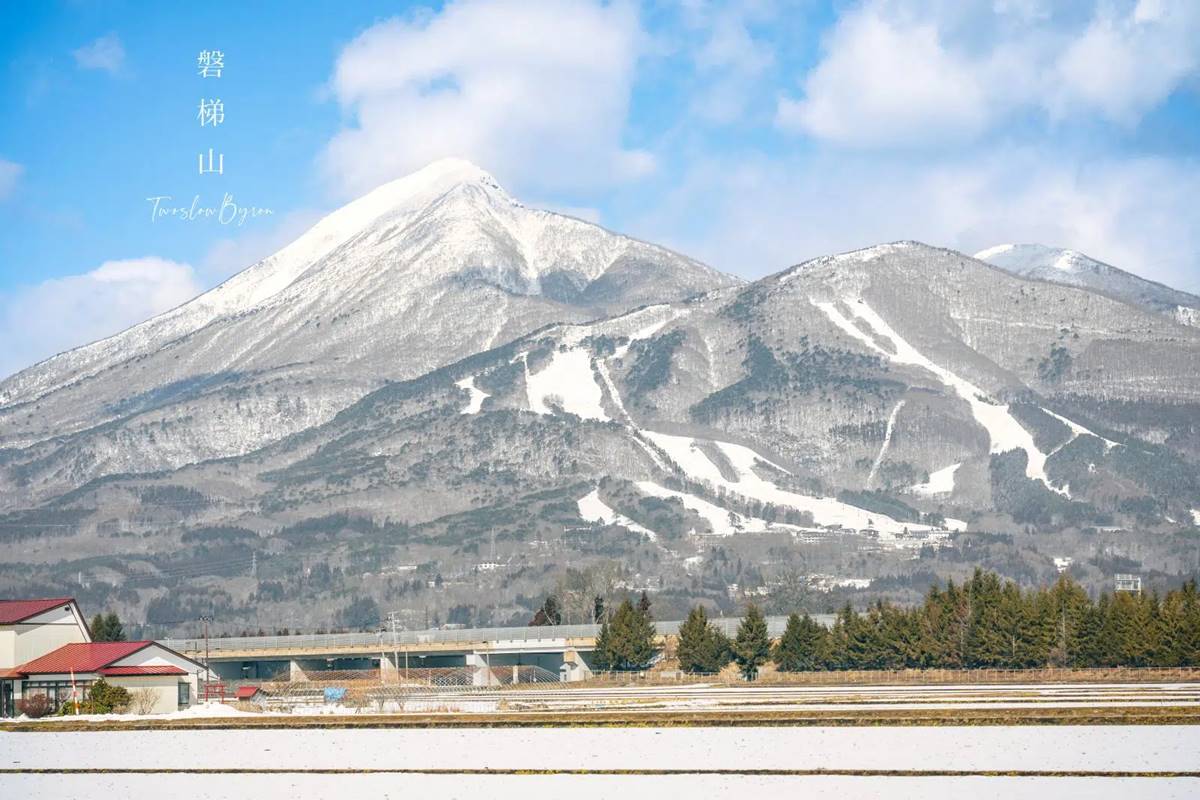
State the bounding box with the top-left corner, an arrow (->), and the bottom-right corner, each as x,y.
1,597 -> 204,717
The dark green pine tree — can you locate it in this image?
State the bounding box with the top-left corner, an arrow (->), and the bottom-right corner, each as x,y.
965,569 -> 1009,667
1160,581 -> 1200,667
1072,600 -> 1107,668
1047,575 -> 1091,667
593,615 -> 614,670
90,612 -> 126,642
597,599 -> 655,670
676,606 -> 732,673
772,612 -> 827,672
677,606 -> 711,673
733,603 -> 771,680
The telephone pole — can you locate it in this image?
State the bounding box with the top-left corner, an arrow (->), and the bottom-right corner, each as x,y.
198,614 -> 214,697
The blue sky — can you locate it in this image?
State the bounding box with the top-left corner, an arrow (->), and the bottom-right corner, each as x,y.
1,0 -> 1198,377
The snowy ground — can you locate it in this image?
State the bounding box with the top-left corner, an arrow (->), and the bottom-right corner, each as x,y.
910,463 -> 961,496
4,726 -> 1197,799
454,375 -> 489,414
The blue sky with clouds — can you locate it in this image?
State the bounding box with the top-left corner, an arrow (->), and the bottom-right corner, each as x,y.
1,0 -> 1198,377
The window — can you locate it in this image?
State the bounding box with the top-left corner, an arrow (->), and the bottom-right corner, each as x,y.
178,682 -> 190,707
21,680 -> 91,712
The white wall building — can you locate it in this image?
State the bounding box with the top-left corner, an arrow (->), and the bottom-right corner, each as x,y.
0,597 -> 204,717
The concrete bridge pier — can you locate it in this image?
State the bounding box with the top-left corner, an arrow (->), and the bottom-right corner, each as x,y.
465,653 -> 502,687
288,659 -> 329,681
562,648 -> 593,682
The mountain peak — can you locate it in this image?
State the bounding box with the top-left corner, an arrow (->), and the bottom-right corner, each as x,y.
976,242 -> 1200,325
974,243 -> 1101,275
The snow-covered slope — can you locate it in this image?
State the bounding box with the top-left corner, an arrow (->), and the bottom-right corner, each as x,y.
976,243 -> 1200,327
0,159 -> 736,490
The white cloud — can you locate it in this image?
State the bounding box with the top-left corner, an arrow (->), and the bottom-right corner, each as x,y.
0,159 -> 21,200
777,9 -> 988,146
686,2 -> 776,123
637,150 -> 1200,293
779,0 -> 1200,146
72,34 -> 126,74
0,258 -> 200,378
321,0 -> 651,198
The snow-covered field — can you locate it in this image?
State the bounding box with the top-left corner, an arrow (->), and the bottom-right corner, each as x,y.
4,726 -> 1197,799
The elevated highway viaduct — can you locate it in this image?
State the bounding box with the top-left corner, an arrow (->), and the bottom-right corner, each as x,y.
163,616 -> 818,683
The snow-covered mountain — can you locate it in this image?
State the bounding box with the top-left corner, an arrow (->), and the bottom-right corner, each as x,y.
0,159 -> 735,492
4,171 -> 1200,632
976,243 -> 1200,328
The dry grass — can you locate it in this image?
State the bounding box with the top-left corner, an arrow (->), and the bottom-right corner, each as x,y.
4,703 -> 1200,732
580,665 -> 1200,688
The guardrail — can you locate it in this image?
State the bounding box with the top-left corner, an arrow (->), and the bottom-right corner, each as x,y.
163,614 -> 833,655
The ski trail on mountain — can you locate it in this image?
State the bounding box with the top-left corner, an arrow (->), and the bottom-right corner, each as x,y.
814,297 -> 1066,495
1041,408 -> 1119,452
869,399 -> 906,485
910,463 -> 961,496
577,489 -> 658,541
641,430 -> 939,534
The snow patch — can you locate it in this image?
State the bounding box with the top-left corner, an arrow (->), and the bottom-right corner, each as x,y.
526,348 -> 608,421
1174,306 -> 1200,328
814,298 -> 1065,495
973,244 -> 1014,261
910,463 -> 961,496
577,489 -> 657,541
454,376 -> 489,414
1191,509 -> 1200,527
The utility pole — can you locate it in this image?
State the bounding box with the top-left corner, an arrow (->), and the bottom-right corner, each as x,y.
199,614 -> 213,694
387,611 -> 407,679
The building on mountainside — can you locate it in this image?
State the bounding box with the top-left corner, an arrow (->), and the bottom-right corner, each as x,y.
1114,574 -> 1142,594
0,597 -> 204,717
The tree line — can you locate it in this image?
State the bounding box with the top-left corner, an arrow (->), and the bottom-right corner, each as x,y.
569,570 -> 1200,678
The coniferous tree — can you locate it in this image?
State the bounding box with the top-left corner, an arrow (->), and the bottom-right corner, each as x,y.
89,612 -> 126,642
530,595 -> 562,626
596,599 -> 655,670
677,606 -> 732,673
733,603 -> 770,680
773,612 -> 827,671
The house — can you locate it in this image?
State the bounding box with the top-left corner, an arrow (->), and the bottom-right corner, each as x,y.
1,597 -> 91,717
13,640 -> 203,715
0,596 -> 204,717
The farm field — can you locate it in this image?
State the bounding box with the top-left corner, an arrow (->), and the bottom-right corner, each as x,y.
4,724 -> 1199,799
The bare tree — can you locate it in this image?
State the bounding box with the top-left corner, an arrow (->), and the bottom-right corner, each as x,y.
129,688 -> 158,715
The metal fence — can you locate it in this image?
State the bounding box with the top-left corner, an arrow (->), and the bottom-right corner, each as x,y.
164,615 -> 833,654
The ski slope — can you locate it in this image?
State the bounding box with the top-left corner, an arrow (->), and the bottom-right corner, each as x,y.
910,463 -> 961,496
577,489 -> 657,541
814,298 -> 1064,494
525,349 -> 609,421
641,431 -> 938,535
455,376 -> 489,414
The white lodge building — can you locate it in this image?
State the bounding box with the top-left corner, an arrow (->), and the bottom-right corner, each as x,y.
0,597 -> 203,717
